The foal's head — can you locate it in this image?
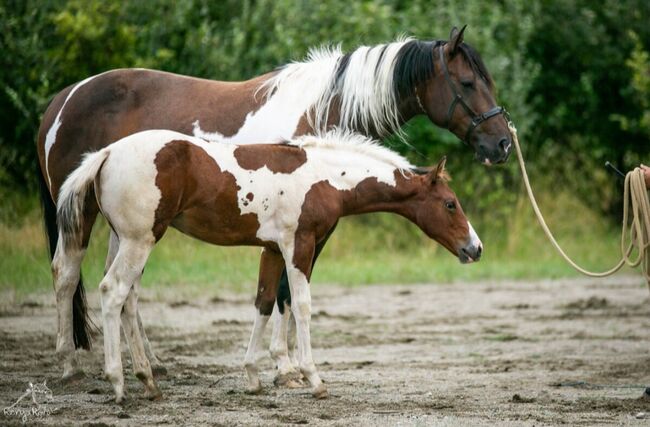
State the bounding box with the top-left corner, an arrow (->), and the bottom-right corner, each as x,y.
408,157 -> 482,263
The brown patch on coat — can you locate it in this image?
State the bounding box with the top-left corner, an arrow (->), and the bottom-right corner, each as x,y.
255,249 -> 285,315
152,140 -> 267,246
233,144 -> 307,174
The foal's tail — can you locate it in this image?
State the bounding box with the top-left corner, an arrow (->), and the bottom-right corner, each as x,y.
57,149 -> 110,250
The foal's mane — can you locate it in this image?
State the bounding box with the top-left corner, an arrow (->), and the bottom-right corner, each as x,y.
259,37 -> 494,138
290,130 -> 415,173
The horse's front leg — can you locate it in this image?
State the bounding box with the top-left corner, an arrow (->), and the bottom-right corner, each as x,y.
244,248 -> 284,393
282,235 -> 327,399
273,222 -> 338,386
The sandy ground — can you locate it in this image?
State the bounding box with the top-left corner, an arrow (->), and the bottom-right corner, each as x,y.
2,276 -> 650,426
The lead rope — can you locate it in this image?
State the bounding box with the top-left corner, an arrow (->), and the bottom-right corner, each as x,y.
508,122 -> 650,287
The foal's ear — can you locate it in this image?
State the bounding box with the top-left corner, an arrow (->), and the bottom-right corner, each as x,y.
426,156 -> 448,184
448,25 -> 467,55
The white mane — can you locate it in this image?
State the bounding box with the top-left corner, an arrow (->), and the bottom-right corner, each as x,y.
259,37 -> 415,138
290,129 -> 415,172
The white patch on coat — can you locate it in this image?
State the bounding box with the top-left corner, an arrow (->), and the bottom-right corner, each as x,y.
44,73 -> 106,188
467,221 -> 482,250
192,48 -> 340,144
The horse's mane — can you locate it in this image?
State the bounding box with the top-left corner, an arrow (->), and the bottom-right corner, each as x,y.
290,129 -> 415,172
259,37 -> 493,138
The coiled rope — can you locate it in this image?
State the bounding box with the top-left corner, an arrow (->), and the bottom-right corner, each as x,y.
509,122 -> 650,286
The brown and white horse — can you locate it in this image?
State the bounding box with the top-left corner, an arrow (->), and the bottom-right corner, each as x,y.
37,27 -> 506,380
55,129 -> 481,401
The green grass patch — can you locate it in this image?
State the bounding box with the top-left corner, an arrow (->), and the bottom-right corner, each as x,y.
0,187 -> 631,297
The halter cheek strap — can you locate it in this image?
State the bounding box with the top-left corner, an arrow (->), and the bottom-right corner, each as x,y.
438,47 -> 507,145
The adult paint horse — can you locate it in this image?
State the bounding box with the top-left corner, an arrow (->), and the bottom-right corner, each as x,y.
55,129 -> 482,401
37,26 -> 508,380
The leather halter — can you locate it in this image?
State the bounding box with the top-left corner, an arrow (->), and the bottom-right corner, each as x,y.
439,47 -> 507,145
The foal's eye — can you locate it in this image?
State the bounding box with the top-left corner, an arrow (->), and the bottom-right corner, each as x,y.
461,80 -> 474,89
445,200 -> 456,211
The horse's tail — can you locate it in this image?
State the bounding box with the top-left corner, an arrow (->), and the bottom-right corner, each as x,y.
55,150 -> 109,350
57,149 -> 109,250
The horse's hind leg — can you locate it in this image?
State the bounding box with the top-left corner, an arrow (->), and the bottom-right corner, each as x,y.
52,239 -> 87,380
106,230 -> 164,375
52,203 -> 98,380
100,238 -> 153,403
120,280 -> 161,400
244,248 -> 284,393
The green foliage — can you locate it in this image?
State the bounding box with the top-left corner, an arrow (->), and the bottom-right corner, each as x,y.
0,0 -> 647,225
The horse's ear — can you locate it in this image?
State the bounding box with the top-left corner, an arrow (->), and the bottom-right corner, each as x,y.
42,380 -> 47,386
449,25 -> 467,54
426,156 -> 448,184
435,156 -> 448,180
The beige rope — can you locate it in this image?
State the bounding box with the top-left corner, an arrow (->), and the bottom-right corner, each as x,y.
509,122 -> 650,286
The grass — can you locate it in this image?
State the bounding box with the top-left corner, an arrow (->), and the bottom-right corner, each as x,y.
0,186 -> 634,299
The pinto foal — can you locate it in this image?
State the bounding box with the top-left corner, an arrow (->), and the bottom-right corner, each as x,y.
55,129 -> 481,402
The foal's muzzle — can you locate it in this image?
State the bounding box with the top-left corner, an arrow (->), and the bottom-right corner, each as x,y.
458,222 -> 483,264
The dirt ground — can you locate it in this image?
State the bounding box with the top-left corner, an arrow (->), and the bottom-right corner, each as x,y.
2,276 -> 650,426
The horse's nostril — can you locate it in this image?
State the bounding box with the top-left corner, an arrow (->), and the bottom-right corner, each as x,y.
498,137 -> 511,153
476,245 -> 483,258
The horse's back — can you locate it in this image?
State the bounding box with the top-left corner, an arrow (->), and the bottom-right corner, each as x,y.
37,68 -> 263,197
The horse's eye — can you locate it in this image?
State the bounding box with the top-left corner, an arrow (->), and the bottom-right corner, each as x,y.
445,200 -> 456,211
461,80 -> 474,89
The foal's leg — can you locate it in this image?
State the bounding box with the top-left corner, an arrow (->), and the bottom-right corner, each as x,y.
52,239 -> 86,380
244,248 -> 284,393
270,303 -> 302,387
282,236 -> 327,398
100,238 -> 153,403
271,222 -> 337,385
106,230 -> 164,374
120,283 -> 161,400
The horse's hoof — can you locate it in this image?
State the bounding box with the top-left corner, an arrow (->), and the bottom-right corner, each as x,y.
152,365 -> 168,378
245,385 -> 263,395
312,384 -> 329,399
273,371 -> 302,388
144,386 -> 163,401
62,370 -> 86,384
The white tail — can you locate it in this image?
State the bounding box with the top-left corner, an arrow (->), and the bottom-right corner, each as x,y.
57,149 -> 110,248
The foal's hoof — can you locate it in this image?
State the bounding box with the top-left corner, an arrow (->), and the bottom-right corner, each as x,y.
312,384 -> 329,399
144,386 -> 163,401
245,384 -> 263,395
151,365 -> 168,378
62,370 -> 86,384
273,371 -> 303,388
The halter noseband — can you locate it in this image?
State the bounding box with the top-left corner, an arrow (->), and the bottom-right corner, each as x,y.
438,47 -> 507,145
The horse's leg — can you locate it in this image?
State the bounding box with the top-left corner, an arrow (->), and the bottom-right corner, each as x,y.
106,230 -> 164,375
269,303 -> 303,387
273,222 -> 338,385
100,238 -> 153,403
244,248 -> 284,393
52,200 -> 99,381
120,281 -> 161,400
282,235 -> 327,398
52,239 -> 87,380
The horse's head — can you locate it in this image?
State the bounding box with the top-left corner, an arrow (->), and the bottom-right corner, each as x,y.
419,26 -> 511,165
409,157 -> 482,263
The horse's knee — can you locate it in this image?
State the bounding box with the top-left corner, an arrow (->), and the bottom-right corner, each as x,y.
292,298 -> 311,318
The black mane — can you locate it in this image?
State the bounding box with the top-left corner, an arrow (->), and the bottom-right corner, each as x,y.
391,39 -> 495,102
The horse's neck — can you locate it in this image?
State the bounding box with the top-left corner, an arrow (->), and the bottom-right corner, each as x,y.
339,172 -> 417,217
